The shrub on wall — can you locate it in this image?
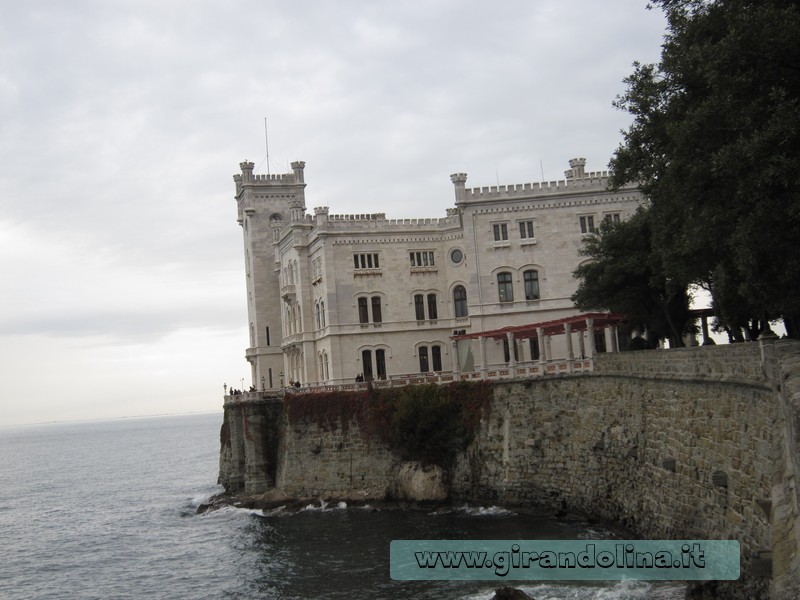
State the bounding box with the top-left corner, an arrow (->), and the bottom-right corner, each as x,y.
284,381 -> 493,468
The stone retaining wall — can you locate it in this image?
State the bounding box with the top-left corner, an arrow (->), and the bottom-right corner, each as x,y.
217,339 -> 800,599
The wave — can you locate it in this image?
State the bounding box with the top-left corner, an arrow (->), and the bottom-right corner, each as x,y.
188,491 -> 218,508
460,579 -> 683,600
199,505 -> 268,518
444,504 -> 517,517
299,499 -> 348,512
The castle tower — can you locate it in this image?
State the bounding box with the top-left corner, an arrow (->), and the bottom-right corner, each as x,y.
233,160 -> 307,390
566,157 -> 587,179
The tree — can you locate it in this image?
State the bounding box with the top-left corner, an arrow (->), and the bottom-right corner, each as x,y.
572,209 -> 693,347
610,0 -> 800,337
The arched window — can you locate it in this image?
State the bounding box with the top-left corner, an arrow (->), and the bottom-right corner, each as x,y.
453,285 -> 468,317
417,344 -> 443,373
427,293 -> 438,320
371,296 -> 382,323
358,297 -> 369,323
294,302 -> 301,332
418,346 -> 429,372
320,300 -> 326,327
414,294 -> 425,320
523,270 -> 540,300
497,272 -> 513,303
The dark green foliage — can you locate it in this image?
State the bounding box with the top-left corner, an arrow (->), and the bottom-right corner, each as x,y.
285,382 -> 493,469
285,390 -> 370,435
609,0 -> 800,338
572,208 -> 693,347
383,385 -> 466,466
385,382 -> 493,467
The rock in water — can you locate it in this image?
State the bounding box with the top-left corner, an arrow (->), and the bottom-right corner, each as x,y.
490,587 -> 534,600
391,461 -> 448,501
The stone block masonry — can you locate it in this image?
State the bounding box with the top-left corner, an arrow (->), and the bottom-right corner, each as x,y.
217,340 -> 800,599
276,416 -> 397,499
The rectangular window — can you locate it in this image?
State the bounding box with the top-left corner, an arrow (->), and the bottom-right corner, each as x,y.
418,346 -> 429,373
453,285 -> 468,318
362,349 -> 373,379
493,223 -> 508,241
358,297 -> 369,324
604,213 -> 621,225
371,296 -> 382,323
414,294 -> 425,320
497,272 -> 514,303
579,215 -> 595,234
376,349 -> 386,379
524,270 -> 540,300
431,345 -> 442,372
410,251 -> 435,267
354,253 -> 380,270
266,326 -> 270,346
519,221 -> 534,239
427,293 -> 438,320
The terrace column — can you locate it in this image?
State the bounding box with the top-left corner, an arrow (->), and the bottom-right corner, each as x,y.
451,339 -> 460,377
564,323 -> 574,359
506,332 -> 517,377
564,322 -> 574,374
586,317 -> 596,358
537,327 -> 547,366
578,330 -> 586,359
479,336 -> 487,379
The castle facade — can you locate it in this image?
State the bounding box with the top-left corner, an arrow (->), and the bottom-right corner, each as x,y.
231,158 -> 642,389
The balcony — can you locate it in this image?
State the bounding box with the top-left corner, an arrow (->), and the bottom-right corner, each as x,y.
281,283 -> 296,302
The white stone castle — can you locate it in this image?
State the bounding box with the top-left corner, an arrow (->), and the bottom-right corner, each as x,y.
231,158 -> 642,390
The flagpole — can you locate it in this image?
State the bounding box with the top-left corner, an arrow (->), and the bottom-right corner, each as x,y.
264,117 -> 270,176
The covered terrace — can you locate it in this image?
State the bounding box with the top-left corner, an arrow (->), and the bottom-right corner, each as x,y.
448,312 -> 628,381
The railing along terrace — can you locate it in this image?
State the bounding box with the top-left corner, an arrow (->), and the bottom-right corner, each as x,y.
222,357 -> 593,404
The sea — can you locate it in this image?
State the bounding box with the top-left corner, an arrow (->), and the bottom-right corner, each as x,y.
0,412 -> 687,599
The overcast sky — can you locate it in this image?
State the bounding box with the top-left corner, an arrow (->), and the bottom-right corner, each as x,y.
0,0 -> 667,426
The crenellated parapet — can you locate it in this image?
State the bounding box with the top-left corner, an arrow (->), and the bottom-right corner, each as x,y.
327,213 -> 387,222
463,173 -> 611,200
234,160 -> 306,197
452,158 -> 620,205
316,213 -> 461,233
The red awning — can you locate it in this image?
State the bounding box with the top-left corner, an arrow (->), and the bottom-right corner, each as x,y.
451,312 -> 628,341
